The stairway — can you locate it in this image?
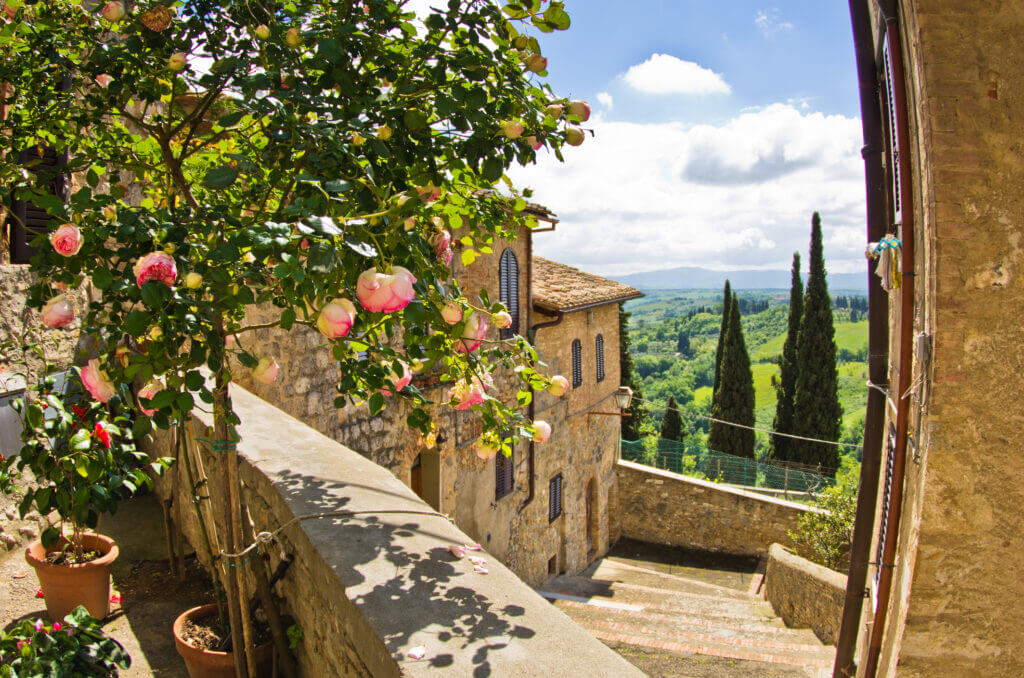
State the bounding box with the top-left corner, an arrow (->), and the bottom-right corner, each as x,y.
539,555 -> 835,677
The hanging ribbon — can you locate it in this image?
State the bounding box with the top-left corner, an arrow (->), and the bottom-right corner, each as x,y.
866,235 -> 902,291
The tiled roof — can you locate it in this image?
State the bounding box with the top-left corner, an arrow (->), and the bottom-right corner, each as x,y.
532,257 -> 643,312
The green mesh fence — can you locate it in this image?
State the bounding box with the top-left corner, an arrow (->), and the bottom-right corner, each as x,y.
620,439 -> 835,494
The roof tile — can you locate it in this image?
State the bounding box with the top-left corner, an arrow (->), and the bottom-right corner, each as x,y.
532,257 -> 642,312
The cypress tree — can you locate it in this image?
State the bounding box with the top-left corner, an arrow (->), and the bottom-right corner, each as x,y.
712,280 -> 732,396
770,253 -> 803,462
676,332 -> 691,357
659,396 -> 685,442
618,303 -> 649,441
791,213 -> 842,474
708,294 -> 756,458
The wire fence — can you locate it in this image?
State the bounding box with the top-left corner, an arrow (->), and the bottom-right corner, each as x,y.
620,438 -> 836,495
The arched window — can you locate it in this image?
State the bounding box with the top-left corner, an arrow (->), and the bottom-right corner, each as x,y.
495,441 -> 514,500
596,334 -> 605,383
498,248 -> 520,339
571,339 -> 582,388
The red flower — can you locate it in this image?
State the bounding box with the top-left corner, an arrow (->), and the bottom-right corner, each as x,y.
35,588 -> 44,598
92,423 -> 111,449
72,405 -> 87,421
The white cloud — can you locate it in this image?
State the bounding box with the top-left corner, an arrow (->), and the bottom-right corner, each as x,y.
597,91 -> 613,110
755,9 -> 794,37
508,104 -> 865,276
622,54 -> 731,96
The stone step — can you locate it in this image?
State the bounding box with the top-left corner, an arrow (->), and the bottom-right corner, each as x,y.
571,613 -> 835,672
550,597 -> 823,647
544,575 -> 778,620
592,558 -> 757,601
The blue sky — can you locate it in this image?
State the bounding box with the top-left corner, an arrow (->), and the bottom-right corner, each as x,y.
499,1 -> 868,276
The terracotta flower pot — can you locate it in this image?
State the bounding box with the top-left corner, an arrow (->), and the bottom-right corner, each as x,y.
173,604 -> 274,678
25,533 -> 119,621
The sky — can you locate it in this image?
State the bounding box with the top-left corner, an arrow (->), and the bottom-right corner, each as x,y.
498,0 -> 867,277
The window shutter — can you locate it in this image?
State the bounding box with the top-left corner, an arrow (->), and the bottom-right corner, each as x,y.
499,249 -> 520,339
874,424 -> 898,604
596,334 -> 605,383
548,474 -> 563,522
495,442 -> 514,500
880,42 -> 902,227
571,339 -> 582,388
8,146 -> 67,264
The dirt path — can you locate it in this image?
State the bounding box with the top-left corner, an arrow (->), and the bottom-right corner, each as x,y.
1,494 -> 212,677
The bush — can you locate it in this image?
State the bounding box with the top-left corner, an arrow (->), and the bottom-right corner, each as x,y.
0,606 -> 130,677
788,481 -> 857,571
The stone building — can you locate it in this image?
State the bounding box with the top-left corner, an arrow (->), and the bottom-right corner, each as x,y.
233,210 -> 641,587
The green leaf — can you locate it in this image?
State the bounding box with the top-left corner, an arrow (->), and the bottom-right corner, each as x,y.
202,166 -> 239,189
403,109 -> 428,131
217,111 -> 245,128
70,428 -> 91,451
368,392 -> 385,416
184,371 -> 204,391
323,180 -> 352,194
280,308 -> 296,330
344,240 -> 377,258
140,282 -> 169,309
92,267 -> 114,290
124,310 -> 150,337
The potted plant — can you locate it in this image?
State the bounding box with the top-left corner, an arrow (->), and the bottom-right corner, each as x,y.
172,604 -> 274,678
3,372 -> 168,620
0,606 -> 130,676
3,0 -> 577,673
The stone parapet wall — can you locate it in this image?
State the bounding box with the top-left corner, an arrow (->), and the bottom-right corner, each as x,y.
764,543 -> 846,645
616,460 -> 812,557
151,381 -> 641,677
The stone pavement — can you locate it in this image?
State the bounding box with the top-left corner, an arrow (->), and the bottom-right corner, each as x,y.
539,540 -> 835,677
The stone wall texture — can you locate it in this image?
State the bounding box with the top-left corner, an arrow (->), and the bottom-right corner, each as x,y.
764,543 -> 846,645
150,381 -> 642,677
865,2 -> 1024,676
616,460 -> 811,558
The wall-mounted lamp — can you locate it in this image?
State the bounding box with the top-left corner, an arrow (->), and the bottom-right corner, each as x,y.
589,385 -> 634,417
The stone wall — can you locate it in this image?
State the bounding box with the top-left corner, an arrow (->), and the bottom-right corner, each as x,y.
764,543 -> 846,645
150,380 -> 642,677
864,1 -> 1024,676
616,460 -> 812,558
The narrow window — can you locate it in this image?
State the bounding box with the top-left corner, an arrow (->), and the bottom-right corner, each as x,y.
498,248 -> 520,339
596,334 -> 605,383
549,473 -> 563,522
7,146 -> 67,263
571,339 -> 582,388
495,441 -> 514,500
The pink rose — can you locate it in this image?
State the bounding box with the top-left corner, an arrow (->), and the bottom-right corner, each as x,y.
252,357 -> 279,385
475,440 -> 499,461
455,312 -> 488,353
524,54 -> 547,73
532,420 -> 552,444
52,622 -> 62,633
381,360 -> 412,396
100,1 -> 125,22
547,375 -> 569,397
500,120 -> 524,139
568,100 -> 591,122
81,359 -> 117,403
41,295 -> 74,329
430,229 -> 451,255
316,298 -> 357,339
136,380 -> 163,416
133,251 -> 177,287
50,224 -> 82,257
493,310 -> 513,330
448,373 -> 492,410
545,104 -> 564,118
526,135 -> 543,151
441,302 -> 463,325
95,74 -> 113,88
416,183 -> 441,202
356,266 -> 417,313
34,619 -> 44,632
566,127 -> 585,147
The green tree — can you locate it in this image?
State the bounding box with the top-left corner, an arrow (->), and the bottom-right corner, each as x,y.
792,213 -> 843,473
712,280 -> 732,396
619,304 -> 649,441
708,294 -> 755,458
770,253 -> 803,462
659,396 -> 685,442
676,331 -> 691,357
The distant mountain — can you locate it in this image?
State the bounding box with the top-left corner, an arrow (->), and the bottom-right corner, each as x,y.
614,266 -> 868,292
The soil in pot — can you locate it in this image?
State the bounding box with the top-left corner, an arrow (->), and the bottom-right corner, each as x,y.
25,533 -> 118,621
173,604 -> 274,678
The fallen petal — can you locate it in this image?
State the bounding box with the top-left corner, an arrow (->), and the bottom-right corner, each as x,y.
35,588 -> 44,598
408,645 -> 426,660
464,543 -> 482,551
473,566 -> 489,574
110,592 -> 123,604
448,545 -> 467,559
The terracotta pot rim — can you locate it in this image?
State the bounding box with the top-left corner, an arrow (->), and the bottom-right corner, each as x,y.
173,604 -> 273,657
25,533 -> 119,572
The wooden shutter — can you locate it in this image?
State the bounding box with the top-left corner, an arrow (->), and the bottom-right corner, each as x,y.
548,473 -> 563,522
596,334 -> 605,383
495,442 -> 514,500
8,146 -> 67,263
571,339 -> 582,388
874,424 -> 898,602
499,248 -> 519,339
